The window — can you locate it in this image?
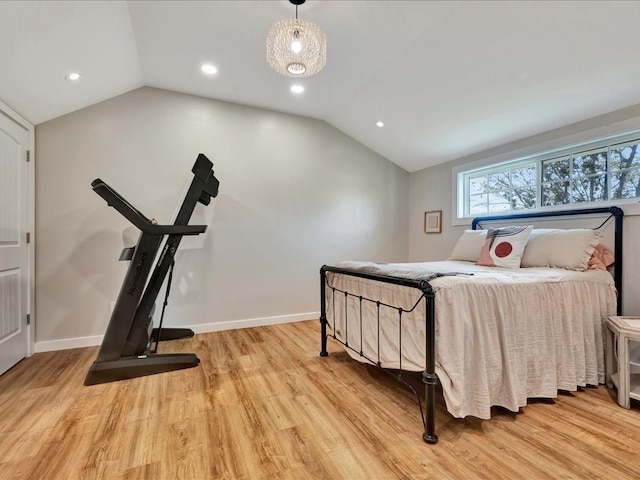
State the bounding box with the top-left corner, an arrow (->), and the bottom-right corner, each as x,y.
610,140 -> 640,199
457,133 -> 640,219
465,161 -> 536,216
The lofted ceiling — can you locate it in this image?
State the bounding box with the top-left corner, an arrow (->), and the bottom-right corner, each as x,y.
2,1 -> 640,172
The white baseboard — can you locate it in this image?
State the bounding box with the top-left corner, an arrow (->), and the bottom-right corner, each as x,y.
35,334 -> 105,353
33,312 -> 319,353
188,311 -> 317,334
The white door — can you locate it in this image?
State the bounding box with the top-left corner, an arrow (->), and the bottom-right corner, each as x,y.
0,112 -> 30,376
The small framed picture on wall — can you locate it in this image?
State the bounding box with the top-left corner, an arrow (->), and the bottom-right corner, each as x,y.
424,210 -> 442,234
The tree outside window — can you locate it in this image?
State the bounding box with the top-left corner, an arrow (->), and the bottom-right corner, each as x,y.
460,136 -> 640,218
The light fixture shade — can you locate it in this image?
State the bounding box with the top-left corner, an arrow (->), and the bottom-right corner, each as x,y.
266,17 -> 327,77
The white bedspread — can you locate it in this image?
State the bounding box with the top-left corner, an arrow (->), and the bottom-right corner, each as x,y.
325,260 -> 617,419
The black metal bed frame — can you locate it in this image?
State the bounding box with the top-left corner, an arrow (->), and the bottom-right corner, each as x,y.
319,206 -> 624,444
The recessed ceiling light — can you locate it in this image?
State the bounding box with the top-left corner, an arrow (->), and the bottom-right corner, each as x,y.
291,85 -> 304,94
65,72 -> 81,81
201,64 -> 218,75
376,121 -> 385,128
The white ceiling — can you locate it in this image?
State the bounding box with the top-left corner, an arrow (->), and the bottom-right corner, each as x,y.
2,1 -> 640,172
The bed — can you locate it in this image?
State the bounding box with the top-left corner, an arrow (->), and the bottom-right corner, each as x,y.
319,207 -> 623,444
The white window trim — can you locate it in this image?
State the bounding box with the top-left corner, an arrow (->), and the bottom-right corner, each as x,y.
452,128 -> 640,226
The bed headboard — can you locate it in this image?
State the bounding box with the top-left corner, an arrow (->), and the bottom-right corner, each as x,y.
471,206 -> 624,314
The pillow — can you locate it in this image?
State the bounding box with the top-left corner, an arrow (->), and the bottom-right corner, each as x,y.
476,225 -> 533,268
448,229 -> 487,262
520,228 -> 602,271
588,243 -> 615,271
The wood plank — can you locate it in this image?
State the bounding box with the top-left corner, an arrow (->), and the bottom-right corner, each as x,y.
0,320 -> 639,479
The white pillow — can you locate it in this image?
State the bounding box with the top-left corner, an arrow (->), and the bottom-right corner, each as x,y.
520,228 -> 602,271
448,229 -> 487,262
476,225 -> 533,268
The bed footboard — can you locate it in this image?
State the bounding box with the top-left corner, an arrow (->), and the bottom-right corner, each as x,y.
319,265 -> 438,444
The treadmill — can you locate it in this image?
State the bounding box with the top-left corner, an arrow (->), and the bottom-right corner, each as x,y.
84,153 -> 220,385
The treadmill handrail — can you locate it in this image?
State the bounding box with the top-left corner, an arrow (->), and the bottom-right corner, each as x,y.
92,179 -> 207,235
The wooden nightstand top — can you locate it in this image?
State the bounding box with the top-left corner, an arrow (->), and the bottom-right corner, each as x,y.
607,316 -> 640,334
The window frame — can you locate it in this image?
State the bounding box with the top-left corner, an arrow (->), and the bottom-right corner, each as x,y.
453,129 -> 640,225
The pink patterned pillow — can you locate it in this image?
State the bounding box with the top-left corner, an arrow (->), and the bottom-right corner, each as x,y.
476,225 -> 533,268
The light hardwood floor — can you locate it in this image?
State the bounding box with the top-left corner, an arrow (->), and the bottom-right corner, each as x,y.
1,320 -> 639,479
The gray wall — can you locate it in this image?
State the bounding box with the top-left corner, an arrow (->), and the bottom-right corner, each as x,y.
35,87 -> 409,349
409,104 -> 640,315
35,85 -> 640,349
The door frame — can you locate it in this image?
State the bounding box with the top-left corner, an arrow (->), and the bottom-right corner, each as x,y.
0,99 -> 35,358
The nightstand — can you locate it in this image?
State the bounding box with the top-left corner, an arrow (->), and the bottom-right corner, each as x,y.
605,316 -> 640,408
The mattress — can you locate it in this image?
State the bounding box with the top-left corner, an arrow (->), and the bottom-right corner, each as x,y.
325,260 -> 617,419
